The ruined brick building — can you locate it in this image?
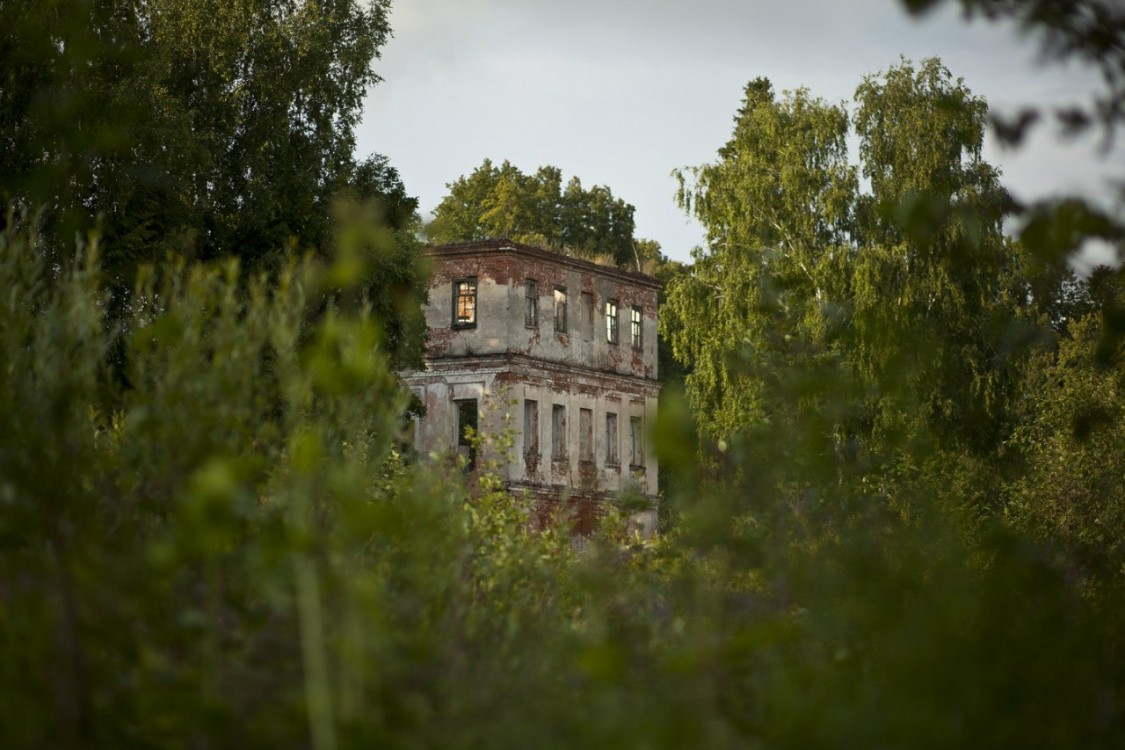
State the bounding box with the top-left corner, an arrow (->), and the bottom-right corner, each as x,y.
402,239 -> 661,533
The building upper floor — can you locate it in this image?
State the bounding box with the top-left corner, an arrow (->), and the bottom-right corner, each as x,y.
421,240 -> 661,381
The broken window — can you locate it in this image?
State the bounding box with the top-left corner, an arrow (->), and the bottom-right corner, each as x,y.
524,399 -> 539,457
554,286 -> 567,333
409,389 -> 423,452
525,279 -> 538,328
605,412 -> 619,465
631,306 -> 643,350
579,408 -> 593,461
551,405 -> 567,460
605,299 -> 619,345
581,292 -> 593,341
453,278 -> 477,328
630,416 -> 643,467
455,399 -> 478,470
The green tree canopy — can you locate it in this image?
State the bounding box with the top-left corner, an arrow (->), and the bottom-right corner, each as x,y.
427,159 -> 653,269
1006,310 -> 1125,595
0,0 -> 429,367
850,58 -> 1020,454
664,78 -> 857,443
663,58 -> 1035,458
1,0 -> 395,277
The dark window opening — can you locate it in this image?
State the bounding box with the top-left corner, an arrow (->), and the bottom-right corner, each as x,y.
581,292 -> 594,341
631,307 -> 643,350
525,279 -> 538,328
552,405 -> 567,460
579,408 -> 593,461
524,399 -> 539,458
456,399 -> 478,470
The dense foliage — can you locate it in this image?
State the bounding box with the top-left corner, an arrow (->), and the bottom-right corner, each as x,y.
2,210 -> 1121,747
0,0 -> 428,367
0,0 -> 387,264
657,40 -> 1125,741
664,59 -> 1023,455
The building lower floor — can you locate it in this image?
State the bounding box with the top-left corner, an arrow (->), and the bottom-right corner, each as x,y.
402,353 -> 660,535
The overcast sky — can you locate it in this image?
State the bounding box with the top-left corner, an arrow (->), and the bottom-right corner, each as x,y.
356,0 -> 1123,265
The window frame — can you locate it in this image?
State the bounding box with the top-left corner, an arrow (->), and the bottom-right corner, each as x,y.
605,411 -> 619,466
525,279 -> 539,328
629,415 -> 644,469
605,299 -> 619,345
452,277 -> 478,329
631,306 -> 643,350
579,407 -> 594,462
523,399 -> 539,458
581,291 -> 594,341
554,286 -> 568,333
551,404 -> 567,460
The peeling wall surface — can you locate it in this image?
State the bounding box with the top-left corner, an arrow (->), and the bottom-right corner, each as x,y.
401,240 -> 662,533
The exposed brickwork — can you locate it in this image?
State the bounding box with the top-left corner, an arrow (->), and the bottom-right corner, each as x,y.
403,240 -> 662,536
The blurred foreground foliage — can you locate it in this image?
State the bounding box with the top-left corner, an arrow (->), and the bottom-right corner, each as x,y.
2,197 -> 1124,747
655,49 -> 1125,747
3,0 -> 1125,745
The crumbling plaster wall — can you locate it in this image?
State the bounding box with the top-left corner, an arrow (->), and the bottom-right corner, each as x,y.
405,363 -> 658,498
405,241 -> 662,504
500,364 -> 659,498
422,244 -> 660,382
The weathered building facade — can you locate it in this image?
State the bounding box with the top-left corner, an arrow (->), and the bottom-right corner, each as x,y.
402,240 -> 661,533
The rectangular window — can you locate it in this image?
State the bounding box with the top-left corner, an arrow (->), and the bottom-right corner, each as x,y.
630,416 -> 643,467
554,286 -> 568,333
551,405 -> 567,460
579,408 -> 593,461
581,292 -> 593,341
631,307 -> 643,350
525,279 -> 538,328
523,399 -> 539,457
455,399 -> 478,470
605,299 -> 619,345
453,278 -> 477,328
605,412 -> 619,465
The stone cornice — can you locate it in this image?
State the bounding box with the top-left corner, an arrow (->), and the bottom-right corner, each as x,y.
424,240 -> 662,291
411,352 -> 661,388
